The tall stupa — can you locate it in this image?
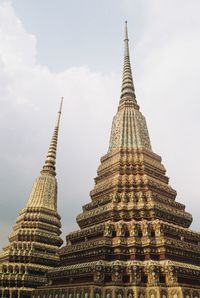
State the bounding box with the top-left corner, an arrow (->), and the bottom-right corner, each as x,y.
0,99 -> 64,297
34,22 -> 200,298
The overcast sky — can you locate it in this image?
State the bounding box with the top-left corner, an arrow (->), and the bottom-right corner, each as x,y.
0,0 -> 200,248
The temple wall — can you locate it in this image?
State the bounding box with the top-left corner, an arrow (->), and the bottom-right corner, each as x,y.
32,286 -> 200,298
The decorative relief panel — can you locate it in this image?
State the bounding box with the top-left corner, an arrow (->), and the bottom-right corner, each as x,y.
108,107 -> 152,152
127,290 -> 134,298
105,289 -> 113,298
109,111 -> 124,151
27,175 -> 57,210
134,110 -> 152,150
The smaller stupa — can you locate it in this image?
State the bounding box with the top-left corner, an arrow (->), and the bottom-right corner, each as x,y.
0,98 -> 64,298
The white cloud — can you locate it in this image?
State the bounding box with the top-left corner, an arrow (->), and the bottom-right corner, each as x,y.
135,0 -> 200,230
0,2 -> 36,71
0,2 -> 119,246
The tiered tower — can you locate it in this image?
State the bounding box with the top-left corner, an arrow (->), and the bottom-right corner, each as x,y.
0,99 -> 64,298
36,23 -> 199,298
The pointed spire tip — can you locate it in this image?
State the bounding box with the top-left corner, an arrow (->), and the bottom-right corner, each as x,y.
59,97 -> 64,114
56,97 -> 63,127
124,20 -> 128,41
120,21 -> 138,106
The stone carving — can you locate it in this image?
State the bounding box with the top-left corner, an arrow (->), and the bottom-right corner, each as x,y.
106,290 -> 112,298
116,289 -> 123,298
94,289 -> 101,298
161,291 -> 167,298
94,271 -> 105,283
127,291 -> 134,298
104,223 -> 113,237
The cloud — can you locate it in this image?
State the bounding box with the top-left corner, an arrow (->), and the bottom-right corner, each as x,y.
135,0 -> 200,230
0,2 -> 119,247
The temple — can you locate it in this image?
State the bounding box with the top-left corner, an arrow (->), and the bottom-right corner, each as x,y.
0,99 -> 64,297
34,22 -> 200,298
0,21 -> 200,298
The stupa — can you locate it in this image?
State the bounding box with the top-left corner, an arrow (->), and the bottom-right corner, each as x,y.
0,99 -> 64,298
34,22 -> 200,298
32,21 -> 200,298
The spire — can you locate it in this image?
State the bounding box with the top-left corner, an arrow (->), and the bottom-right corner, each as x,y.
120,21 -> 138,107
108,23 -> 152,152
41,97 -> 63,176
